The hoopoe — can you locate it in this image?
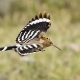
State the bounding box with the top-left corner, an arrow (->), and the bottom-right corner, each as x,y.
0,11 -> 61,56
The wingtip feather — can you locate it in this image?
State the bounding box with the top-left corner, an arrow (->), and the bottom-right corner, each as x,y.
35,15 -> 38,19
43,11 -> 47,18
47,13 -> 50,19
39,12 -> 42,18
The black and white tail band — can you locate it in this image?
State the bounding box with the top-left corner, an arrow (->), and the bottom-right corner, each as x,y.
0,45 -> 17,51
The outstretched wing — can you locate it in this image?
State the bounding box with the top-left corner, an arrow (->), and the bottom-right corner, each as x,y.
16,11 -> 51,44
15,44 -> 44,56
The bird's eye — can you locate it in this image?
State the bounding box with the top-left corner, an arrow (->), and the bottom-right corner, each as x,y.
50,42 -> 52,44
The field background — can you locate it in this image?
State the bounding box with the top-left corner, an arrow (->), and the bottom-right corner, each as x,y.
0,0 -> 80,80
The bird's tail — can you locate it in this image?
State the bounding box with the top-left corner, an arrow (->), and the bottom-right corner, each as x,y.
0,45 -> 17,51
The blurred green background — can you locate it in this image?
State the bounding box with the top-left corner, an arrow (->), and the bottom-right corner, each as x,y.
0,0 -> 80,80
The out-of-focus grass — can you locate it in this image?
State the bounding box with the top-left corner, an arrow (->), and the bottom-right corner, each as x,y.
0,0 -> 80,80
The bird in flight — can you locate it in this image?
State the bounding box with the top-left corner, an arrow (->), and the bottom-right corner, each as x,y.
0,11 -> 61,56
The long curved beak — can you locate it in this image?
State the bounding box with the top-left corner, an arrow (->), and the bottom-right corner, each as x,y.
53,44 -> 61,51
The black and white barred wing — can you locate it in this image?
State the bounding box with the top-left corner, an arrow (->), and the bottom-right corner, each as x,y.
16,12 -> 51,43
15,44 -> 43,56
0,43 -> 43,56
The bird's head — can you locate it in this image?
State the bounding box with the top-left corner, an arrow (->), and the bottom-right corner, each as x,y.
42,38 -> 61,50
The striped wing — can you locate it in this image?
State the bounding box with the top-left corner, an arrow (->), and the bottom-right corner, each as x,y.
16,11 -> 51,44
15,44 -> 43,56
